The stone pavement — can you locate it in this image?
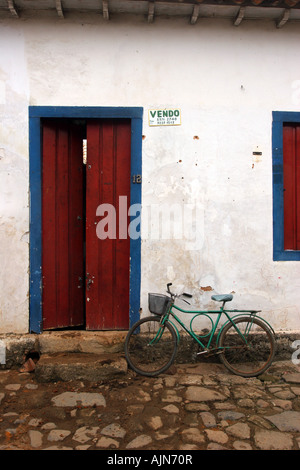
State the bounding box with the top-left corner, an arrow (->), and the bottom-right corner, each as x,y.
0,359 -> 300,451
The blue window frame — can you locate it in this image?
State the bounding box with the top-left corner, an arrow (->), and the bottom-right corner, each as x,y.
29,106 -> 143,333
272,111 -> 300,261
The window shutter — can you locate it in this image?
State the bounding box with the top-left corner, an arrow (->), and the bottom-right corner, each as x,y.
283,124 -> 300,250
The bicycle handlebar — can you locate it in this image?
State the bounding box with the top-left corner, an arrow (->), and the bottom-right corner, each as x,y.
166,283 -> 193,303
167,283 -> 173,294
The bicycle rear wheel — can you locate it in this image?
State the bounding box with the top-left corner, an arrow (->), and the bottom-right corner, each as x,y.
218,316 -> 276,377
125,315 -> 178,377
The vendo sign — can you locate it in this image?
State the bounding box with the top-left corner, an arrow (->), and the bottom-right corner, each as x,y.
148,108 -> 181,127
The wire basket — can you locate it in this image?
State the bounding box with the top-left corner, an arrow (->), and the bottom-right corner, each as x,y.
148,293 -> 172,316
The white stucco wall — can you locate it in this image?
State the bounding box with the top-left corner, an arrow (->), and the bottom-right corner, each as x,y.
0,13 -> 300,333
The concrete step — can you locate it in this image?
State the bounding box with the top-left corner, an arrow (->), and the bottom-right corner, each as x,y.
38,330 -> 128,355
34,352 -> 128,383
0,330 -> 128,369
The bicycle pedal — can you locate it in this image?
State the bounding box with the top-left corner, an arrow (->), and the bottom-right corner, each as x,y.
197,350 -> 209,356
197,348 -> 223,357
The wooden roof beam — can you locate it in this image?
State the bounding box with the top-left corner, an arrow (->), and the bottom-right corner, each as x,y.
234,6 -> 245,26
276,8 -> 290,28
148,1 -> 155,23
7,0 -> 18,18
103,0 -> 109,20
190,4 -> 200,24
56,0 -> 64,18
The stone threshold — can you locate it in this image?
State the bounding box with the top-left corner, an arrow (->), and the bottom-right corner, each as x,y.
0,329 -> 299,371
0,330 -> 128,369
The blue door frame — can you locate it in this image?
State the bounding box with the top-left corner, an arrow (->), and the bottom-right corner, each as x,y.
29,106 -> 143,333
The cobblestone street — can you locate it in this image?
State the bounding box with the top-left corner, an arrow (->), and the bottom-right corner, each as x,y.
1,359 -> 300,453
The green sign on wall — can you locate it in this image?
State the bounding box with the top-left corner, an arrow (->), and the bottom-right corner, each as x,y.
148,109 -> 181,127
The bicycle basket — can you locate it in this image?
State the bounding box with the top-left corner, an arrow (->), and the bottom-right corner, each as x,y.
148,293 -> 172,316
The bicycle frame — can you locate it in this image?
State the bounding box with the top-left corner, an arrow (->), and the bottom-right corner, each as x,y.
159,302 -> 271,352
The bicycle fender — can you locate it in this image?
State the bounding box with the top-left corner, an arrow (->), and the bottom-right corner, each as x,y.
216,314 -> 276,345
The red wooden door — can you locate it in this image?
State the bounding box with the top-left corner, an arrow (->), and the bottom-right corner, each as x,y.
283,124 -> 300,250
42,120 -> 85,329
85,120 -> 131,330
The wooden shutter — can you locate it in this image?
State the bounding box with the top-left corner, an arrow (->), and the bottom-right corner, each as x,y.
283,124 -> 300,250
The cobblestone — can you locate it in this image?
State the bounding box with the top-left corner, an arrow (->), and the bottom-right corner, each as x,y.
0,360 -> 300,451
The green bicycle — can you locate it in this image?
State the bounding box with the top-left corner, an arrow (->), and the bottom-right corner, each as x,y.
125,283 -> 276,378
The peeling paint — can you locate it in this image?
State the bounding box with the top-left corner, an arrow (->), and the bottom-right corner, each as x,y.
21,231 -> 29,243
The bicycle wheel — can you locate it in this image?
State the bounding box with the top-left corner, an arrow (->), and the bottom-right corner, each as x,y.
218,316 -> 276,377
124,315 -> 178,377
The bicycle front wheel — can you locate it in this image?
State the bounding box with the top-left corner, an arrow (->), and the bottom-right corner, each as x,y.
218,316 -> 276,377
124,315 -> 178,377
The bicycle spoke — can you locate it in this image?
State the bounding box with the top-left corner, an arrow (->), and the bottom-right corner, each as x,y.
218,317 -> 275,377
125,316 -> 177,376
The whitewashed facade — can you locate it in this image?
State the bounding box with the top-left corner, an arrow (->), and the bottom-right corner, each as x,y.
1,1 -> 300,334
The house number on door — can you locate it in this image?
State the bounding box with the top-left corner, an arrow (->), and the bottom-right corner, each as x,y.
132,174 -> 142,184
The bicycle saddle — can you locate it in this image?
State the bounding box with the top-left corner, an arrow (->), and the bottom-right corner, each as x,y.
211,294 -> 233,302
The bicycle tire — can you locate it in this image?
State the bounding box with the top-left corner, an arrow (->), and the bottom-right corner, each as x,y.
218,316 -> 276,378
124,315 -> 178,377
